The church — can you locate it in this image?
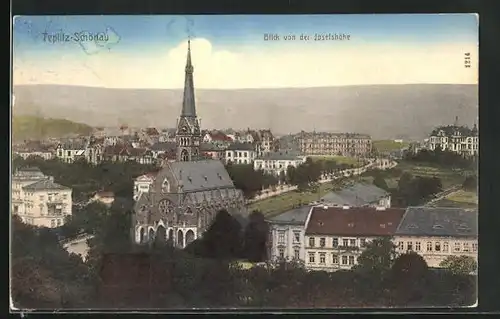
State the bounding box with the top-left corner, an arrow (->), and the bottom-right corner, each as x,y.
132,40 -> 246,248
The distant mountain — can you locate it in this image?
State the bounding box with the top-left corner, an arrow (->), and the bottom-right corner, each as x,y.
13,84 -> 478,140
12,115 -> 93,142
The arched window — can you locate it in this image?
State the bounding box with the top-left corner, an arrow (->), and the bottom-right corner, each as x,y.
161,178 -> 170,193
181,149 -> 189,161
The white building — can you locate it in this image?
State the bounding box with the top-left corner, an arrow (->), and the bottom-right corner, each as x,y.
394,207 -> 478,268
303,205 -> 405,272
56,140 -> 87,163
428,125 -> 478,157
266,205 -> 314,262
12,167 -> 73,228
253,151 -> 307,176
133,172 -> 158,201
225,142 -> 257,164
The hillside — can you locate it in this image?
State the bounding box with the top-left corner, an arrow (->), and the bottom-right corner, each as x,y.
13,84 -> 478,140
12,116 -> 93,141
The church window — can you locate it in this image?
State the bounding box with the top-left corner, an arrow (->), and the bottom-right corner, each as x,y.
181,149 -> 189,161
158,199 -> 174,215
161,178 -> 170,192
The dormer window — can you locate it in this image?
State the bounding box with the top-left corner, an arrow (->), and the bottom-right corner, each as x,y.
380,224 -> 386,228
161,178 -> 170,193
187,176 -> 192,183
407,224 -> 418,229
433,224 -> 443,229
217,173 -> 222,180
203,175 -> 208,181
348,223 -> 354,228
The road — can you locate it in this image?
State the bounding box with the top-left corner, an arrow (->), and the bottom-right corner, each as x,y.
424,185 -> 462,206
61,234 -> 94,261
248,158 -> 397,203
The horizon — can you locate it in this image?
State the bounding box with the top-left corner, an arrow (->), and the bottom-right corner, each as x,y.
13,14 -> 478,89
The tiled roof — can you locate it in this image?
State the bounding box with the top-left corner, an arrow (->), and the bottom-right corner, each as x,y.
257,151 -> 304,161
22,178 -> 70,191
150,142 -> 176,151
430,125 -> 478,137
267,205 -> 313,225
299,131 -> 372,139
320,183 -> 389,207
200,143 -> 224,152
305,206 -> 405,236
226,142 -> 255,151
166,160 -> 236,192
208,131 -> 232,142
60,140 -> 87,150
395,207 -> 478,238
13,167 -> 47,179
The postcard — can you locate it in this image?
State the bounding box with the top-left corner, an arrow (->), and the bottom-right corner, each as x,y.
11,14 -> 478,311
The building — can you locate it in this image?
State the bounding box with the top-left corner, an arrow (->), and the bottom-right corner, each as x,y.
132,40 -> 246,248
12,167 -> 73,228
257,129 -> 276,155
319,183 -> 391,208
266,205 -> 314,262
133,172 -> 158,201
253,151 -> 307,176
225,142 -> 257,164
200,143 -> 225,160
394,207 -> 478,268
304,205 -> 405,272
298,131 -> 372,157
427,124 -> 478,157
56,140 -> 87,163
91,191 -> 115,207
13,142 -> 54,160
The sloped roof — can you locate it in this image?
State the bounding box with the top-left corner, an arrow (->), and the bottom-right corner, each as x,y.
227,142 -> 255,151
395,206 -> 478,238
256,151 -> 304,161
22,178 -> 70,191
305,206 -> 405,236
320,183 -> 389,206
267,205 -> 313,225
166,160 -> 235,192
150,142 -> 176,151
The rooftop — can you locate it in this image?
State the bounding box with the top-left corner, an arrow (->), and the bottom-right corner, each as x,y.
257,150 -> 304,161
22,178 -> 71,191
227,142 -> 255,151
395,206 -> 478,238
305,206 -> 405,236
320,183 -> 389,206
267,205 -> 313,225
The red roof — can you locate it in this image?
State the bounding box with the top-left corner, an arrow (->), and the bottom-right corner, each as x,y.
305,206 -> 405,237
209,131 -> 232,142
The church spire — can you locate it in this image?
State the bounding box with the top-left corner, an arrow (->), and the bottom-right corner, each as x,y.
181,40 -> 196,117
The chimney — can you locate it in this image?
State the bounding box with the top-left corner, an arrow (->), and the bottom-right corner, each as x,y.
375,206 -> 386,211
342,205 -> 350,210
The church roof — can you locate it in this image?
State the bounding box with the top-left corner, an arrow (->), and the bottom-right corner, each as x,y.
167,160 -> 235,192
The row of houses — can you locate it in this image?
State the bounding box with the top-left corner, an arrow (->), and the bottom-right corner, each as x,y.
267,204 -> 477,271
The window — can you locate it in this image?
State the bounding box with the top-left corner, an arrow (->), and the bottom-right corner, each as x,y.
349,239 -> 356,247
66,151 -> 70,157
341,256 -> 348,265
319,253 -> 326,264
332,254 -> 339,264
398,241 -> 404,250
62,194 -> 68,200
309,253 -> 315,263
472,243 -> 478,252
360,238 -> 366,247
57,219 -> 62,226
415,242 -> 421,251
426,242 -> 433,252
279,248 -> 285,259
320,238 -> 326,247
293,231 -> 300,243
333,238 -> 339,247
294,249 -> 300,260
407,242 -> 413,251
435,242 -> 441,252
463,243 -> 470,252
309,237 -> 315,247
278,231 -> 285,244
443,242 -> 449,252
39,195 -> 44,201
348,256 -> 355,265
342,239 -> 349,247
51,219 -> 56,227
454,242 -> 461,252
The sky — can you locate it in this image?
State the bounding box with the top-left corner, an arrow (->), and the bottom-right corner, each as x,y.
13,14 -> 478,89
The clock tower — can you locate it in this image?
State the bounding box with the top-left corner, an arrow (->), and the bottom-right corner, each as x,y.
176,40 -> 202,162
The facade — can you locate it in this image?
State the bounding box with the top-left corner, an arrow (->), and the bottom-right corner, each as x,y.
319,183 -> 391,208
298,131 -> 372,157
12,167 -> 73,228
304,206 -> 405,272
133,172 -> 158,201
132,40 -> 246,248
266,205 -> 314,263
394,207 -> 478,268
257,129 -> 276,155
56,140 -> 87,163
253,151 -> 307,176
428,124 -> 478,157
225,142 -> 257,164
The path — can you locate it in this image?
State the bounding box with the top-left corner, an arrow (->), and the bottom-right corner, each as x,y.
248,158 -> 397,203
424,185 -> 462,206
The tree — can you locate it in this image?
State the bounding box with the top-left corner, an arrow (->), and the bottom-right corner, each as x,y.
354,237 -> 398,276
462,175 -> 477,191
439,255 -> 477,275
391,252 -> 429,281
242,210 -> 269,262
373,175 -> 389,190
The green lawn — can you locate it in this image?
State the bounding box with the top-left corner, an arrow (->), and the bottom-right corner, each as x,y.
395,162 -> 472,189
249,183 -> 334,218
309,155 -> 362,167
373,140 -> 409,152
432,190 -> 478,209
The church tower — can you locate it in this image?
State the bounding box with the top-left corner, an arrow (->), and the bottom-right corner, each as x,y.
176,40 -> 201,162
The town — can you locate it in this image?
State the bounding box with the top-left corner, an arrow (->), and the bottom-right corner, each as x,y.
11,15 -> 478,310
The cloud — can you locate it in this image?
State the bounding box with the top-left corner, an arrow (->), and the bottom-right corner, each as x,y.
13,37 -> 478,89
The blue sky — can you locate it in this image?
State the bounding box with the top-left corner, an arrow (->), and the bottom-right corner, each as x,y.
13,14 -> 478,89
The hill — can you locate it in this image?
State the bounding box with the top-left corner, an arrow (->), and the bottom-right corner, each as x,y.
13,84 -> 478,140
12,116 -> 93,141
